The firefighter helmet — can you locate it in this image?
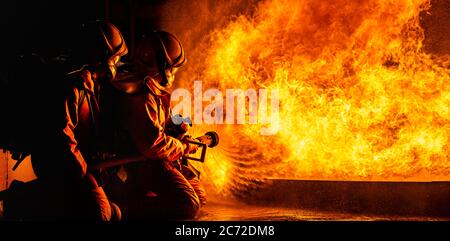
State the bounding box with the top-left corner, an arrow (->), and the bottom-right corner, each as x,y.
133,30 -> 186,87
76,20 -> 128,80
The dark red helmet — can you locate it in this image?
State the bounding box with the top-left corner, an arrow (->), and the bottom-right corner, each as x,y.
133,30 -> 186,87
75,21 -> 128,80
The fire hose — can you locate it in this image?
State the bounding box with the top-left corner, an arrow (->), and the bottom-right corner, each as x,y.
0,131 -> 219,201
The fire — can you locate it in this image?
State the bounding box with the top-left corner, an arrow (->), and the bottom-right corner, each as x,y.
168,0 -> 450,194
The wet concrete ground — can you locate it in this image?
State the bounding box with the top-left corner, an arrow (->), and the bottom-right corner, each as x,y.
197,200 -> 449,221
215,179 -> 450,219
1,199 -> 447,221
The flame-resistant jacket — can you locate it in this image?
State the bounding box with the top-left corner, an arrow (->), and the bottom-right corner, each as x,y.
105,75 -> 185,163
32,69 -> 100,181
102,75 -> 201,219
26,69 -> 114,221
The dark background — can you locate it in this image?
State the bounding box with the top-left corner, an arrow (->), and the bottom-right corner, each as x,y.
0,0 -> 448,64
0,0 -> 169,62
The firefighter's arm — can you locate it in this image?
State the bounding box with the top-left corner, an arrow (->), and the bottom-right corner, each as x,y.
128,95 -> 187,162
54,87 -> 88,180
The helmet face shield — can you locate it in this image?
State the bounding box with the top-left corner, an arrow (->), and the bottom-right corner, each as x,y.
150,66 -> 179,88
105,55 -> 122,80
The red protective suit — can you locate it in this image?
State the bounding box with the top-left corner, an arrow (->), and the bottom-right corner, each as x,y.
25,69 -> 113,220
103,75 -> 204,220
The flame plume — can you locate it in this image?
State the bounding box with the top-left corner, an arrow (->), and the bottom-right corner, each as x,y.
164,0 -> 450,195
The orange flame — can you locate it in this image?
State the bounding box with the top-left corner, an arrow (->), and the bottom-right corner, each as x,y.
166,0 -> 450,194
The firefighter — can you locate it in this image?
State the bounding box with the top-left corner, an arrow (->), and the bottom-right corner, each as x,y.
14,21 -> 128,220
102,30 -> 206,220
